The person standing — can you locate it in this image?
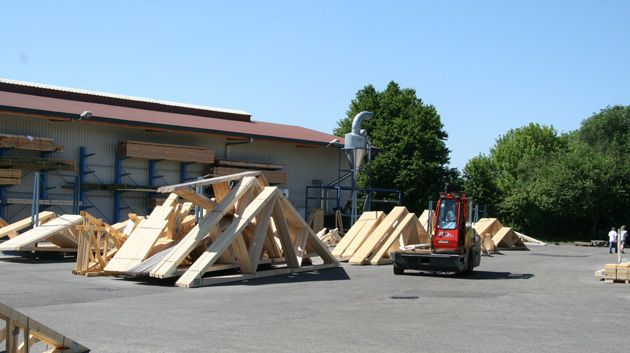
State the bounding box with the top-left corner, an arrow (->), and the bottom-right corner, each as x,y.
619,225 -> 627,254
608,227 -> 618,254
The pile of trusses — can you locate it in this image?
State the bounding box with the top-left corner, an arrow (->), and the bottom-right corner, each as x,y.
331,209 -> 546,264
473,218 -> 545,252
0,171 -> 338,287
0,303 -> 89,352
101,171 -> 338,287
332,206 -> 429,265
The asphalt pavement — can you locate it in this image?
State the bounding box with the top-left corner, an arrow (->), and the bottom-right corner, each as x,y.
0,244 -> 628,353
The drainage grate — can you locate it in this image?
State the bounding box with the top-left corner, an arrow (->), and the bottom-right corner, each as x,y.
390,295 -> 419,300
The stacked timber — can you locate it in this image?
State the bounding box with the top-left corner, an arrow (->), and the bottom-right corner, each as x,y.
603,263 -> 630,284
97,171 -> 338,287
333,207 -> 429,265
0,303 -> 89,353
0,133 -> 63,152
0,133 -> 74,173
0,168 -> 22,186
119,140 -> 215,164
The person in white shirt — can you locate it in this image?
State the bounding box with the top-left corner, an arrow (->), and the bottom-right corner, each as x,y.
619,225 -> 627,254
608,227 -> 618,254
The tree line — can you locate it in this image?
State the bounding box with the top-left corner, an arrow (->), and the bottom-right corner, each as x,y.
336,81 -> 629,240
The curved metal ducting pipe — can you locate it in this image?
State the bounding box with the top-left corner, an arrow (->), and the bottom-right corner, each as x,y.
351,111 -> 374,135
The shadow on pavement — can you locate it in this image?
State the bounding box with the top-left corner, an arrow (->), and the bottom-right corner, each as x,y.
115,266 -> 350,288
402,270 -> 534,280
0,254 -> 76,264
214,266 -> 351,287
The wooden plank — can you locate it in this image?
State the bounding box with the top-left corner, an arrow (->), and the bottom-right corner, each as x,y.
104,195 -> 178,272
348,206 -> 408,265
0,156 -> 76,172
0,169 -> 21,179
0,303 -> 89,353
0,215 -> 82,251
150,176 -> 257,278
157,171 -> 261,193
247,202 -> 275,270
214,159 -> 284,170
277,195 -> 337,264
175,187 -> 278,287
369,213 -> 418,265
173,188 -> 217,211
213,166 -> 287,184
119,140 -> 214,164
0,133 -> 63,152
333,211 -> 384,257
0,177 -> 20,185
0,211 -> 57,238
308,208 -> 325,233
340,212 -> 385,259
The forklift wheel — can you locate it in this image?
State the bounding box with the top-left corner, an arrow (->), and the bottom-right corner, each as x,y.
393,263 -> 405,275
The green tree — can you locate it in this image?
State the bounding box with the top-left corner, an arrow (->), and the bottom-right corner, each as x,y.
463,105 -> 630,240
335,81 -> 453,212
462,154 -> 499,215
491,123 -> 567,193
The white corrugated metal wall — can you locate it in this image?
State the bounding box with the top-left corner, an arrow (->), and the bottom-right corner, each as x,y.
0,112 -> 347,223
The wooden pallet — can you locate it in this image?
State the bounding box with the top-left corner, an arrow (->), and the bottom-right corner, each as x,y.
0,303 -> 89,352
119,140 -> 215,164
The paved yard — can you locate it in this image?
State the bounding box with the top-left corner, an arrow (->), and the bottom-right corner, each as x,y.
1,245 -> 628,353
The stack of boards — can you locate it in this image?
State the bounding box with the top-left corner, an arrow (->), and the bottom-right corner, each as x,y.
0,303 -> 89,352
600,263 -> 630,284
332,206 -> 429,265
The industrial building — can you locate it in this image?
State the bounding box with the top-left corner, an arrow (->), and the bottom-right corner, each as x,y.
0,79 -> 347,224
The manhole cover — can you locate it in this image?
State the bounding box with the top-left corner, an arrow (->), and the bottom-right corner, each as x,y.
390,295 -> 419,300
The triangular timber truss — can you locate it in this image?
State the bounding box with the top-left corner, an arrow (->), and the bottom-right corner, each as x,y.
0,303 -> 89,353
112,171 -> 338,287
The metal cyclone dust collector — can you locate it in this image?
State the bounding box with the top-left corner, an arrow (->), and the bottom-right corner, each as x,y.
344,111 -> 373,224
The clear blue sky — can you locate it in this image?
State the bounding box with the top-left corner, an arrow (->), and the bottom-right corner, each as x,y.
2,1 -> 629,169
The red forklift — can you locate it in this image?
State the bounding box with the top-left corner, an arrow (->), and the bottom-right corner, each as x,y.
391,186 -> 480,275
